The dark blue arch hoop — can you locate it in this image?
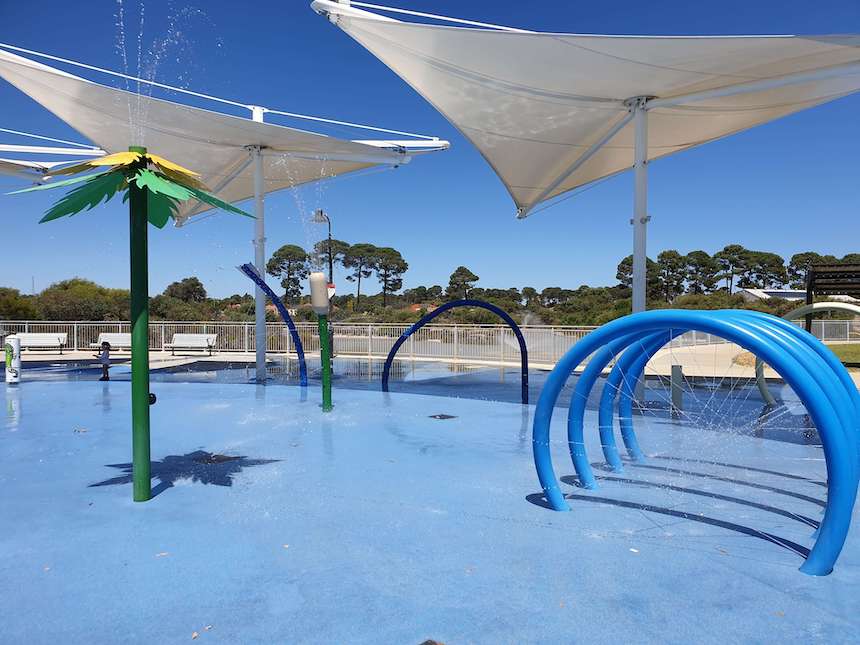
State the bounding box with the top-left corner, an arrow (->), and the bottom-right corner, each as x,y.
532,309 -> 858,576
381,299 -> 529,404
238,263 -> 308,387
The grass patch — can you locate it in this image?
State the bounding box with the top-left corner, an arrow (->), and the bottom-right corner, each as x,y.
826,343 -> 860,364
734,343 -> 860,372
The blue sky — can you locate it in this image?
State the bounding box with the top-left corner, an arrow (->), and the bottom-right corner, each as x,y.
1,0 -> 858,298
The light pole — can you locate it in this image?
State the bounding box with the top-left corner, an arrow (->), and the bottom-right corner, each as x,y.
312,208 -> 333,284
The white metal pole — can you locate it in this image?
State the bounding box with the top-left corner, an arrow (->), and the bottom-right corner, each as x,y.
631,98 -> 649,314
251,105 -> 267,382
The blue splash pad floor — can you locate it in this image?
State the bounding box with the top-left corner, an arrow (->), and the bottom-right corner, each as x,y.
1,381 -> 858,644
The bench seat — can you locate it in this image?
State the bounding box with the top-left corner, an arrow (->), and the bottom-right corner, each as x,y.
14,332 -> 68,354
164,333 -> 217,355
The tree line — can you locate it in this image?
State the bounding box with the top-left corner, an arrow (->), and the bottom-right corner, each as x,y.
1,246 -> 857,325
266,239 -> 408,309
616,248 -> 860,302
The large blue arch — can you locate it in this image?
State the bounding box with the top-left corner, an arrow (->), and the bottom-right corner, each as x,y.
238,263 -> 308,387
580,316 -> 858,489
382,299 -> 529,404
532,309 -> 859,576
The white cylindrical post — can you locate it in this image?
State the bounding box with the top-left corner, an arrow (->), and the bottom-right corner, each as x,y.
5,335 -> 21,384
251,106 -> 266,382
632,98 -> 649,314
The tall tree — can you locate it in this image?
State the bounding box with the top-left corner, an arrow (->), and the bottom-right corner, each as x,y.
38,278 -> 128,320
685,250 -> 720,294
447,266 -> 479,299
266,244 -> 310,302
787,252 -> 838,288
750,251 -> 788,288
841,253 -> 860,265
736,251 -> 787,289
656,250 -> 687,302
403,286 -> 428,304
0,287 -> 40,319
164,276 -> 207,303
312,238 -> 351,279
522,286 -> 539,307
374,247 -> 408,306
343,243 -> 379,310
426,285 -> 444,300
714,244 -> 747,293
615,254 -> 661,300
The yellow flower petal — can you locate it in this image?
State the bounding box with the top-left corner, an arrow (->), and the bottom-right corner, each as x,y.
87,151 -> 144,167
145,153 -> 200,177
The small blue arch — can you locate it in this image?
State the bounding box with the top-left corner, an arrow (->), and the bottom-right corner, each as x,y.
382,299 -> 529,404
238,263 -> 308,387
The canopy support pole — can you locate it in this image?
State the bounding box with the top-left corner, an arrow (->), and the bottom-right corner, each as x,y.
251,106 -> 266,383
630,97 -> 649,314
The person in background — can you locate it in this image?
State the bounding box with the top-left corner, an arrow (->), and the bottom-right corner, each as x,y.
97,341 -> 111,381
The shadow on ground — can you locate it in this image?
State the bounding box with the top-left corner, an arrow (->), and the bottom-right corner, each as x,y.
89,450 -> 280,497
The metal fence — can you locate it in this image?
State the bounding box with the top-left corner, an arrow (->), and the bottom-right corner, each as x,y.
1,318 -> 858,365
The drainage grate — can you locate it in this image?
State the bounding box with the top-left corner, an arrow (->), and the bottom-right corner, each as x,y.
429,414 -> 457,420
192,453 -> 241,464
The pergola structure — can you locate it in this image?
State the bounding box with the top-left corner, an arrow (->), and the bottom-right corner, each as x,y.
312,0 -> 860,312
0,44 -> 448,381
805,264 -> 860,330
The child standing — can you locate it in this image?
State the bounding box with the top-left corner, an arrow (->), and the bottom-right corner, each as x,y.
97,341 -> 111,381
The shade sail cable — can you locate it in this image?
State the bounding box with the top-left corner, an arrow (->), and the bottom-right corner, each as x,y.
0,126 -> 100,149
349,2 -> 533,33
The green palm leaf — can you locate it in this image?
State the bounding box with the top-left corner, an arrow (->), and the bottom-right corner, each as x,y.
8,170 -> 112,195
147,193 -> 181,229
183,185 -> 253,218
39,171 -> 127,223
132,168 -> 194,201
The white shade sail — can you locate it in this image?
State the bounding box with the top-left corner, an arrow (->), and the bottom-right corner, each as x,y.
0,47 -> 447,222
312,1 -> 860,216
0,157 -> 64,181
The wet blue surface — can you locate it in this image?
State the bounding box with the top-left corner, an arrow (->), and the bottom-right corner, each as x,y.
14,357 -> 822,446
1,380 -> 857,643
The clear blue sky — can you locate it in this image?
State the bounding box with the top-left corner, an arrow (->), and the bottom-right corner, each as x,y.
1,0 -> 858,298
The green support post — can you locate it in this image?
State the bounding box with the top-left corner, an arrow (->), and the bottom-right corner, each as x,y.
318,314 -> 333,412
128,146 -> 151,502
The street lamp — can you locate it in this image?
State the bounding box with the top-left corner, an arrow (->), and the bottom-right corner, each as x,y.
312,208 -> 333,284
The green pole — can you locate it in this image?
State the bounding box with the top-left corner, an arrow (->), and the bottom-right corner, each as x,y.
128,146 -> 151,502
318,314 -> 333,412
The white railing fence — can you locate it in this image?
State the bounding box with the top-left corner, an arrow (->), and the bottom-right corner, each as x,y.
1,318 -> 858,365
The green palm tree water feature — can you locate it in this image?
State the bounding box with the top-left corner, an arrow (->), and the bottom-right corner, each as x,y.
309,272 -> 333,412
10,147 -> 252,501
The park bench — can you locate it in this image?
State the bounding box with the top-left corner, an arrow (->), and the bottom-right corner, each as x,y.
164,333 -> 217,356
89,333 -> 132,351
15,332 -> 68,354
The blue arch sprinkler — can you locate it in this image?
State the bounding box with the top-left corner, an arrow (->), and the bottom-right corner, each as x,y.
382,299 -> 529,404
531,309 -> 859,576
238,263 -> 308,386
